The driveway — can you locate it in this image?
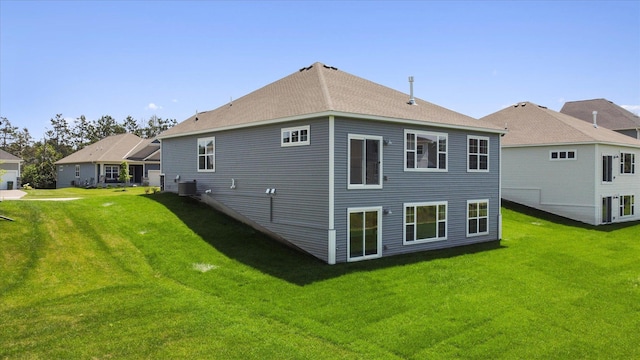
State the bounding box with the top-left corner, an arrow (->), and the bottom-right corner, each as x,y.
0,189 -> 27,200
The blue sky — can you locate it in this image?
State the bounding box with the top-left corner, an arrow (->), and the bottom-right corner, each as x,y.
1,0 -> 639,140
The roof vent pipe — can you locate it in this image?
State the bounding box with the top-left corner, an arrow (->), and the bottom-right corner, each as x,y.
592,110 -> 598,128
408,76 -> 416,105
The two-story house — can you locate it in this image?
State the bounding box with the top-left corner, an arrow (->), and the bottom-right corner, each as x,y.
482,102 -> 640,225
158,63 -> 505,264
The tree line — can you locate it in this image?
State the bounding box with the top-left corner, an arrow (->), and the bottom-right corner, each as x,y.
0,114 -> 176,189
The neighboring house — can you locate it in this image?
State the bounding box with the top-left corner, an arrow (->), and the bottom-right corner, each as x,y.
481,102 -> 640,225
158,62 -> 505,264
560,98 -> 640,139
55,133 -> 161,188
0,149 -> 23,190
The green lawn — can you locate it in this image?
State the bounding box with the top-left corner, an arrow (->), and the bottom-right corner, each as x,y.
1,192 -> 638,359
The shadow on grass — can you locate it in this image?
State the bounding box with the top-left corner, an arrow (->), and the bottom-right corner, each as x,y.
148,193 -> 504,286
502,200 -> 640,232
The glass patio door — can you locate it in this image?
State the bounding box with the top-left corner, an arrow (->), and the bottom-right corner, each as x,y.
348,207 -> 382,261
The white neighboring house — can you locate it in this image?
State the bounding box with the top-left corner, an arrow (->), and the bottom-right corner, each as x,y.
481,102 -> 640,225
0,149 -> 23,190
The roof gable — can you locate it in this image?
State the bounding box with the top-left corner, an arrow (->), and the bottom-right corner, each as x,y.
560,98 -> 640,131
480,101 -> 640,148
159,62 -> 503,138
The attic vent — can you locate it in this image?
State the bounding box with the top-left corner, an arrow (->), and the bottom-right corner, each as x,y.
538,105 -> 547,109
299,65 -> 314,72
322,64 -> 338,70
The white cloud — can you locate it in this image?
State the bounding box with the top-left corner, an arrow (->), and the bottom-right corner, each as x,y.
171,99 -> 178,103
146,103 -> 162,110
621,104 -> 640,115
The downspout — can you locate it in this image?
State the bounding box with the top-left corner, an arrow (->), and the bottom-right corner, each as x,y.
328,115 -> 336,265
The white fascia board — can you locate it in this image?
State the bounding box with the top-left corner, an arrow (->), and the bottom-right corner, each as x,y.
157,111 -> 506,140
501,141 -> 640,149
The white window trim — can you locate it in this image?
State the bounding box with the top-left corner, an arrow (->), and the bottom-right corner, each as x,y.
403,201 -> 448,245
404,129 -> 448,172
467,199 -> 490,237
281,125 -> 310,147
75,165 -> 80,178
105,165 -> 119,181
602,154 -> 614,184
467,135 -> 490,172
197,137 -> 216,172
619,194 -> 635,218
550,149 -> 577,161
347,134 -> 383,190
347,206 -> 382,262
619,152 -> 636,175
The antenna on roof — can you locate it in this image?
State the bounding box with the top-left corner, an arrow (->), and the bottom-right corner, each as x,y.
592,110 -> 598,128
408,76 -> 416,105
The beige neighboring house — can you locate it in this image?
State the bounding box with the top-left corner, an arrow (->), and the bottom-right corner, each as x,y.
55,133 -> 161,188
0,149 -> 23,190
560,98 -> 640,139
481,101 -> 640,225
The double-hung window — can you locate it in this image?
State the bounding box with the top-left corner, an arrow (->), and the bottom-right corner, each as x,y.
348,134 -> 382,189
198,137 -> 215,172
75,165 -> 80,178
620,153 -> 635,174
282,125 -> 310,147
468,136 -> 489,171
619,195 -> 635,217
405,130 -> 447,171
404,202 -> 447,244
467,199 -> 489,236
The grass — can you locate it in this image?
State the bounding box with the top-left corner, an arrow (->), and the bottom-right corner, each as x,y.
1,191 -> 639,359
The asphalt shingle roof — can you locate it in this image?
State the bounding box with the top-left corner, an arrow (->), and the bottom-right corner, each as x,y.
480,101 -> 640,148
0,149 -> 22,161
560,98 -> 640,131
55,133 -> 147,164
159,62 -> 504,139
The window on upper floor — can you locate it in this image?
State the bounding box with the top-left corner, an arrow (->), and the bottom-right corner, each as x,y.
348,134 -> 382,189
468,136 -> 489,171
405,130 -> 447,171
603,155 -> 613,183
550,150 -> 576,161
619,195 -> 635,217
620,152 -> 635,174
281,125 -> 310,147
404,201 -> 447,244
467,199 -> 489,237
198,137 -> 215,172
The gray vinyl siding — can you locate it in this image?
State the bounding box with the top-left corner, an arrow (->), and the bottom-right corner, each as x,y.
615,129 -> 640,139
161,118 -> 331,261
0,163 -> 19,171
162,116 -> 501,264
333,117 -> 501,263
56,163 -> 96,188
